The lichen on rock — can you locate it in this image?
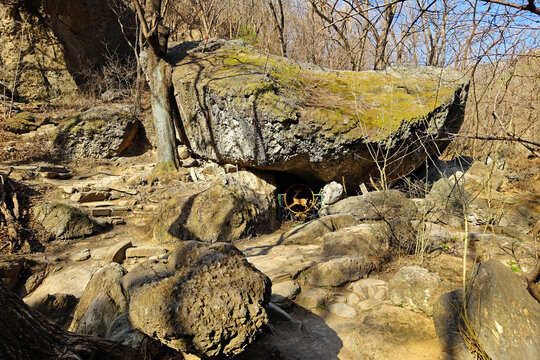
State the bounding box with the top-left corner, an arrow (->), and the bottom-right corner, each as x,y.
170,39 -> 469,187
52,105 -> 140,159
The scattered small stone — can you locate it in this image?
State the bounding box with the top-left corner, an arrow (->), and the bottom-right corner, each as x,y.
177,145 -> 190,160
112,218 -> 126,225
60,186 -> 75,194
328,303 -> 357,318
182,158 -> 199,168
70,248 -> 91,262
223,164 -> 238,173
190,168 -> 198,182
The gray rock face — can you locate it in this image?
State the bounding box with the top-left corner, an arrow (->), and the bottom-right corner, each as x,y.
388,266 -> 448,315
466,259 -> 540,360
52,105 -> 140,159
171,39 -> 468,188
33,202 -> 99,239
129,241 -> 271,358
152,171 -> 278,243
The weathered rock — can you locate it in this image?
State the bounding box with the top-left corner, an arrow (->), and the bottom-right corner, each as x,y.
388,266 -> 448,315
321,181 -> 345,206
320,223 -> 390,257
153,171 -> 278,243
24,263 -> 100,308
33,202 -> 99,239
295,287 -> 329,309
271,280 -> 300,308
53,105 -> 140,159
69,263 -> 127,337
319,190 -> 417,220
2,112 -> 40,133
280,214 -> 358,245
70,248 -> 91,262
350,278 -> 388,301
304,256 -> 374,287
466,259 -> 540,360
327,302 -> 357,318
0,1 -> 133,99
101,241 -> 132,263
170,39 -> 468,188
128,241 -> 271,358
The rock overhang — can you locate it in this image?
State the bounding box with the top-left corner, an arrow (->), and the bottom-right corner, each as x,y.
170,39 -> 469,188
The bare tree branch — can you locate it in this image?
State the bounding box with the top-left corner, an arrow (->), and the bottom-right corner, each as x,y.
482,0 -> 540,16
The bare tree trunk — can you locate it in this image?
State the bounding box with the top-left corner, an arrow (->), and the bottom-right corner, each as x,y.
133,0 -> 179,169
0,281 -> 143,359
267,0 -> 287,57
374,0 -> 397,70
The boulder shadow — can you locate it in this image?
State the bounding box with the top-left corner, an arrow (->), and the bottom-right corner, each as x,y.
237,304 -> 343,360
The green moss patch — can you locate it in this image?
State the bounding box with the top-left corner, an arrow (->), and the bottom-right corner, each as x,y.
172,41 -> 466,140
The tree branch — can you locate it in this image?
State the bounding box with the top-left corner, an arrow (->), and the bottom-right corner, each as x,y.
482,0 -> 540,16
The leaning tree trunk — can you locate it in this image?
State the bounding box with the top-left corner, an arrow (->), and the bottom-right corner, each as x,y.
132,0 -> 179,170
147,52 -> 180,169
0,281 -> 143,359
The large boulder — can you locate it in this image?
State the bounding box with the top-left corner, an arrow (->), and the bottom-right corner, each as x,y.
152,171 -> 278,243
170,39 -> 469,188
129,241 -> 271,358
52,105 -> 140,158
0,1 -> 133,99
466,259 -> 540,360
33,202 -> 99,239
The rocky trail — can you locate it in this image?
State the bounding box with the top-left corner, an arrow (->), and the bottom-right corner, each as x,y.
2,117 -> 539,359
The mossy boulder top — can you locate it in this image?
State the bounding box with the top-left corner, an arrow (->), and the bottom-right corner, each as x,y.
171,39 -> 469,187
